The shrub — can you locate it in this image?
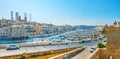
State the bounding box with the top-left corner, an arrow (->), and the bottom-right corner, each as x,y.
78,37 -> 83,41
98,43 -> 106,48
101,30 -> 107,35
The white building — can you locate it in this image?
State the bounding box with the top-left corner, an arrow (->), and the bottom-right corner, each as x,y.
113,21 -> 120,27
10,25 -> 28,38
24,25 -> 34,36
0,28 -> 9,39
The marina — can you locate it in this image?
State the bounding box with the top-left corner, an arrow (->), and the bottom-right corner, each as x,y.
0,29 -> 100,44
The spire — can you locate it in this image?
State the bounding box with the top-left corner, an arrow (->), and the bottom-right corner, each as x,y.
113,20 -> 117,25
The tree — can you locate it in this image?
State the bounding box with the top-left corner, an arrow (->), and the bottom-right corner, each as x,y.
78,37 -> 83,41
98,43 -> 106,48
101,30 -> 107,35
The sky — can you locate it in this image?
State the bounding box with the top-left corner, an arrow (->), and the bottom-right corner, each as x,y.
0,0 -> 120,26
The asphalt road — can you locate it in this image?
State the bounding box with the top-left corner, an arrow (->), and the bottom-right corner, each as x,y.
71,47 -> 93,59
0,38 -> 103,57
70,39 -> 104,59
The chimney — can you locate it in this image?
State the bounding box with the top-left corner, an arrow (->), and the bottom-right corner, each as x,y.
18,15 -> 21,20
15,12 -> 19,20
24,13 -> 27,22
29,14 -> 31,22
11,11 -> 14,20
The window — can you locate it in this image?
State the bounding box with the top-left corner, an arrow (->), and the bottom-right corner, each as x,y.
3,33 -> 5,35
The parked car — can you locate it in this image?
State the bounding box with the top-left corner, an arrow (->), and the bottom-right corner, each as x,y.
90,47 -> 96,53
6,44 -> 19,50
103,40 -> 106,42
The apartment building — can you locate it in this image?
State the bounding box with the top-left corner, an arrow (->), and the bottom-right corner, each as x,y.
0,28 -> 9,39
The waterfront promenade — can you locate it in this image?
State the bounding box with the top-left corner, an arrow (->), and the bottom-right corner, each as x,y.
0,29 -> 100,44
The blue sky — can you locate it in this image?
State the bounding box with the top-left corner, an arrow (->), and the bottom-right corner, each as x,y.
0,0 -> 120,25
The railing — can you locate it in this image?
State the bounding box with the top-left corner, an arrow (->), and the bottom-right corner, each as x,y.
88,48 -> 100,59
0,47 -> 83,59
48,47 -> 85,59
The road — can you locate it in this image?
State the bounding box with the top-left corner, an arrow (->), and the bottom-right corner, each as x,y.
70,39 -> 103,59
71,38 -> 106,59
71,46 -> 95,59
0,39 -> 102,57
